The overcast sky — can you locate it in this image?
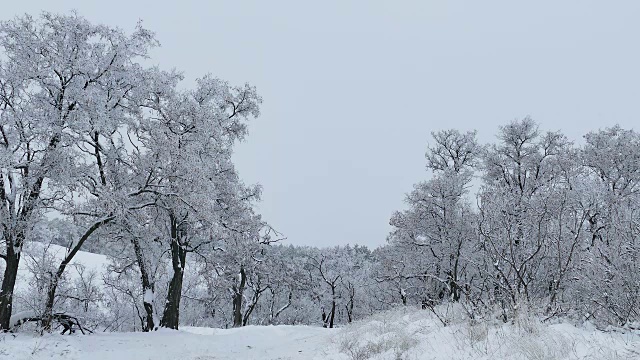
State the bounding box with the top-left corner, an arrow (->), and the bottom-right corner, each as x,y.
4,1 -> 640,247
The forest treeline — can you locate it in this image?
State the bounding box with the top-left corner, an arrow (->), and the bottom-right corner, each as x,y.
1,13 -> 639,333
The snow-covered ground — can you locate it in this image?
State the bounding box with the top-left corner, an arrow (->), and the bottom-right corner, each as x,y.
3,308 -> 640,360
1,325 -> 336,360
3,245 -> 640,360
333,307 -> 640,360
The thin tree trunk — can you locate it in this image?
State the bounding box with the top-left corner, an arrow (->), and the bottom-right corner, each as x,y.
329,285 -> 336,328
232,266 -> 246,327
269,290 -> 292,324
345,287 -> 355,323
242,284 -> 265,326
0,244 -> 20,330
400,288 -> 407,306
322,308 -> 328,328
132,236 -> 156,332
160,214 -> 186,329
42,217 -> 112,331
450,239 -> 463,302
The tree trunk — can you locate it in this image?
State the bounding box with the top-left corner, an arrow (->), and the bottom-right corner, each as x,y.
0,123 -> 59,331
160,214 -> 186,329
329,285 -> 336,328
242,283 -> 265,326
132,236 -> 156,332
41,217 -> 112,331
322,308 -> 328,328
345,288 -> 355,323
269,290 -> 292,325
232,265 -> 246,327
0,245 -> 20,330
450,238 -> 463,302
42,277 -> 59,331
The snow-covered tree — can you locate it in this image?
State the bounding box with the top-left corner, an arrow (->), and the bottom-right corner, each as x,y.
0,12 -> 157,330
387,129 -> 479,307
577,126 -> 640,325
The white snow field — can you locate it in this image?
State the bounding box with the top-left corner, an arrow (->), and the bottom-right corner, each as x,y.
1,325 -> 336,360
2,245 -> 640,360
2,309 -> 640,360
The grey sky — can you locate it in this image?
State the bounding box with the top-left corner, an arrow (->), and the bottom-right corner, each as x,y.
4,1 -> 640,247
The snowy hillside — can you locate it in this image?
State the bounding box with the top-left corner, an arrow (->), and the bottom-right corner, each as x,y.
16,242 -> 110,289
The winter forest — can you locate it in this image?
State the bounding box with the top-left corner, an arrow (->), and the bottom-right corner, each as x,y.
2,11 -> 640,360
